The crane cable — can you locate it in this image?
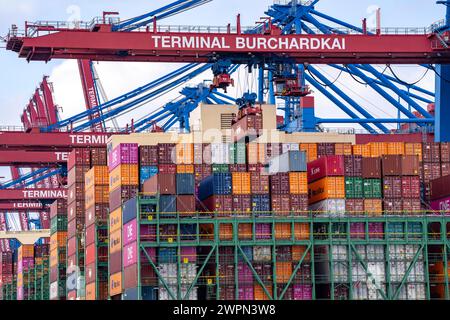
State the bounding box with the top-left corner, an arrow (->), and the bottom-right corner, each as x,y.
387,64 -> 430,86
344,65 -> 388,86
305,65 -> 344,87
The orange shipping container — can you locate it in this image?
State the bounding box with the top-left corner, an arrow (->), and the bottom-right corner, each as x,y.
387,142 -> 405,155
276,262 -> 293,284
247,143 -> 259,164
85,185 -> 109,209
369,142 -> 388,157
292,245 -> 311,262
109,208 -> 122,234
176,143 -> 194,164
405,143 -> 423,161
257,144 -> 266,164
109,229 -> 122,254
308,177 -> 345,204
254,283 -> 272,300
109,164 -> 139,191
275,223 -> 291,240
300,143 -> 318,162
335,143 -> 352,156
219,224 -> 233,241
18,244 -> 34,258
50,248 -> 58,267
86,282 -> 96,301
232,172 -> 251,194
289,172 -> 308,194
364,199 -> 383,216
294,223 -> 310,240
176,165 -> 194,174
238,223 -> 252,240
109,272 -> 122,296
50,232 -> 67,250
85,166 -> 109,190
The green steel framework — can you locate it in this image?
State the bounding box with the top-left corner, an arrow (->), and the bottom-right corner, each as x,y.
2,279 -> 16,300
25,255 -> 50,300
131,196 -> 450,301
90,224 -> 108,300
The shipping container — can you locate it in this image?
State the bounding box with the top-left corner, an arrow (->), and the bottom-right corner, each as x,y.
198,173 -> 232,200
270,173 -> 290,194
109,143 -> 139,171
267,151 -> 307,174
345,177 -> 364,199
344,155 -> 363,177
176,174 -> 195,195
139,145 -> 159,166
232,172 -> 251,195
362,157 -> 382,179
109,164 -> 139,190
308,177 -> 345,204
307,156 -> 344,183
250,173 -> 270,194
143,174 -> 176,195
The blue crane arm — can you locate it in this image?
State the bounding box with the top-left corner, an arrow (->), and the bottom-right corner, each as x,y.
23,168 -> 64,188
113,0 -> 212,32
0,167 -> 49,189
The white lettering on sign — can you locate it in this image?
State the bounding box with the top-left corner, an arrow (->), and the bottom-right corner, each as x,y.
151,35 -> 346,51
14,202 -> 43,209
55,152 -> 69,161
22,190 -> 68,199
87,87 -> 98,108
69,135 -> 109,145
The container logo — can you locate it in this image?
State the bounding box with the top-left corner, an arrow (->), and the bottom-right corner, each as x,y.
66,264 -> 82,293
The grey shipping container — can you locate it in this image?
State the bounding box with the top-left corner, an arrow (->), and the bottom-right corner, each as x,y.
267,151 -> 307,174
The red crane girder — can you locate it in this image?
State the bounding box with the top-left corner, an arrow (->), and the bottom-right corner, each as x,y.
6,26 -> 450,64
0,202 -> 44,210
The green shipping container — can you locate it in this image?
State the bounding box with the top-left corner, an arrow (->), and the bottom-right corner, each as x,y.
51,216 -> 68,234
228,143 -> 246,164
363,179 -> 382,198
212,164 -> 229,173
345,177 -> 364,199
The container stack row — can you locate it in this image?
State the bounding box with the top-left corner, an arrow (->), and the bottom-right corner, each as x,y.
49,200 -> 67,300
84,166 -> 109,300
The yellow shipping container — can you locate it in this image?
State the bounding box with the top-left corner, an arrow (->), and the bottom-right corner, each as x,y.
18,244 -> 34,258
50,232 -> 67,250
232,172 -> 251,194
300,143 -> 318,162
86,283 -> 96,301
289,172 -> 308,194
85,185 -> 109,209
109,164 -> 139,191
109,208 -> 122,234
335,143 -> 352,156
387,142 -> 405,155
353,144 -> 371,157
109,229 -> 122,254
177,164 -> 194,174
308,177 -> 345,204
257,144 -> 266,164
175,143 -> 194,164
109,272 -> 122,296
50,248 -> 58,267
85,166 -> 109,190
405,143 -> 423,161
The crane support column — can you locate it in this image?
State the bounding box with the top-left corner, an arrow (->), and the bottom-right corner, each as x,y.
435,65 -> 450,142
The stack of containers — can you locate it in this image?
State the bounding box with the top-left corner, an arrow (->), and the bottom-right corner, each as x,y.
139,145 -> 159,189
17,245 -> 34,300
108,143 -> 139,299
176,143 -> 196,218
231,108 -> 263,143
0,252 -> 13,300
49,200 -> 67,300
307,156 -> 346,216
317,143 -> 336,158
85,166 -> 109,300
300,143 -> 318,163
194,143 -> 212,194
66,148 -> 90,300
198,173 -> 233,217
33,244 -> 50,300
382,155 -> 421,215
121,198 -> 158,301
268,150 -> 308,216
422,142 -> 450,200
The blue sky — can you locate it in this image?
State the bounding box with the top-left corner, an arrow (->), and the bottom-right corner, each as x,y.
0,0 -> 445,183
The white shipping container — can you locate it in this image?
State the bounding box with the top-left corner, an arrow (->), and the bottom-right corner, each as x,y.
390,261 -> 407,282
49,281 -> 58,300
159,285 -> 198,300
333,262 -> 348,282
407,283 -> 426,300
309,199 -> 346,217
351,262 -> 367,282
282,143 -> 300,153
366,245 -> 385,261
180,263 -> 198,285
211,144 -> 229,164
159,263 -> 178,285
253,246 -> 271,262
353,283 -> 386,300
332,245 -> 348,261
407,262 -> 425,282
367,262 -> 386,284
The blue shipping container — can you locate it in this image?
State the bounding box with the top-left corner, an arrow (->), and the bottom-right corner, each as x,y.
176,174 -> 195,195
251,195 -> 271,216
198,173 -> 232,200
180,224 -> 197,241
140,166 -> 159,185
159,195 -> 177,218
159,248 -> 177,263
123,197 -> 138,225
238,246 -> 253,262
122,287 -> 158,300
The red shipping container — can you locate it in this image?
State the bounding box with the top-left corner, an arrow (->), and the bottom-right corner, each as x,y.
423,163 -> 441,183
270,173 -> 290,194
67,201 -> 84,222
177,195 -> 196,215
49,200 -> 67,219
85,262 -> 96,285
430,175 -> 450,200
91,148 -> 107,166
442,162 -> 450,177
423,143 -> 441,163
85,224 -> 96,246
109,186 -> 138,211
123,264 -> 138,290
362,157 -> 381,179
441,143 -> 450,163
229,164 -> 247,172
85,244 -> 96,266
140,146 -> 159,166
68,218 -> 83,238
401,155 -> 420,176
142,174 -> 176,195
402,199 -> 421,215
384,198 -> 403,214
382,155 -> 402,176
232,195 -> 252,216
307,156 -> 344,183
202,195 -> 233,216
271,194 -> 291,216
67,149 -> 90,170
85,204 -> 108,227
383,176 -> 402,199
109,251 -> 122,274
317,143 -> 335,157
158,164 -> 177,174
68,183 -> 85,205
401,176 -> 421,198
344,155 -> 363,177
247,164 -> 265,173
290,194 -> 308,215
250,173 -> 270,194
68,166 -> 90,184
346,199 -> 365,214
158,143 -> 176,164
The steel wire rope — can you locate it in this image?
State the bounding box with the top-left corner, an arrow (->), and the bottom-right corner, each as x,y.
344,65 -> 388,86
316,66 -> 397,119
305,65 -> 344,87
387,64 -> 430,86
